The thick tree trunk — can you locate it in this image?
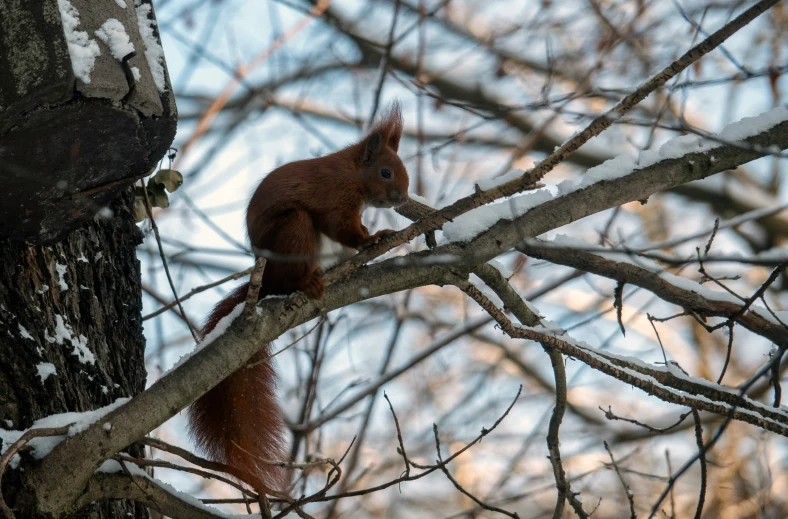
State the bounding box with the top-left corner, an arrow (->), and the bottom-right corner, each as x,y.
0,188 -> 148,518
0,1 -> 174,516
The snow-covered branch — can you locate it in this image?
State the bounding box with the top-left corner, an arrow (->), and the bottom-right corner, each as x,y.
78,471 -> 232,519
457,274 -> 788,436
23,102 -> 788,517
518,236 -> 788,348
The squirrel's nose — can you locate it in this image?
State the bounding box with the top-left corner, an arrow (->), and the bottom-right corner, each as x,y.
389,191 -> 408,205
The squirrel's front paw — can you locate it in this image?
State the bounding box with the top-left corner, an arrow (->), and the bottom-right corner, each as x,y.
299,274 -> 325,300
359,229 -> 396,251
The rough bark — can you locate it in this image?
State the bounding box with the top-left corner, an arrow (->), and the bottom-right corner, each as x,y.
0,188 -> 148,519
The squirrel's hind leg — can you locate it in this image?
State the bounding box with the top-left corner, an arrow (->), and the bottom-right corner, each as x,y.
260,209 -> 324,299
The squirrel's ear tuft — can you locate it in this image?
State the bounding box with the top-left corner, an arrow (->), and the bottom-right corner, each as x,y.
360,132 -> 384,164
358,101 -> 403,163
368,101 -> 403,152
383,101 -> 403,152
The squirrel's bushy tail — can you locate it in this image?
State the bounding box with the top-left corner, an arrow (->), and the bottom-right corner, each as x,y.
187,282 -> 290,493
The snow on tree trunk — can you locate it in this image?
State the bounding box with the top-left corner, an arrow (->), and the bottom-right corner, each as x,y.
0,0 -> 177,243
0,189 -> 148,518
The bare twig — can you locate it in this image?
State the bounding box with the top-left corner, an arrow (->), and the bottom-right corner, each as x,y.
452,276 -> 587,518
243,256 -> 267,321
178,0 -> 333,159
367,0 -> 401,125
614,280 -> 626,336
691,409 -> 706,519
604,441 -> 637,519
665,450 -> 675,519
383,392 -> 410,478
772,348 -> 785,407
434,423 -> 520,519
599,406 -> 691,434
141,179 -> 199,343
646,355 -> 783,518
113,454 -> 254,498
142,267 -> 254,321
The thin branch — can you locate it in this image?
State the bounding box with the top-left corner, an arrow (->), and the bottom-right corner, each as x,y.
455,276 -> 587,518
772,348 -> 785,407
434,423 -> 520,519
78,472 -> 231,519
599,406 -> 691,434
137,436 -> 258,497
367,0 -> 401,126
177,0 -> 332,159
113,454 -> 253,498
518,239 -> 788,349
243,256 -> 267,321
614,280 -> 626,336
604,441 -> 637,519
691,409 -> 706,519
646,356 -> 783,518
141,179 -> 199,343
383,392 -> 410,478
142,267 -> 254,321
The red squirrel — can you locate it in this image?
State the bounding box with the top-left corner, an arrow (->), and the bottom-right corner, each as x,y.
187,103 -> 409,495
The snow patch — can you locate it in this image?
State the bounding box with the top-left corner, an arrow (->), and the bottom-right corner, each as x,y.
36,363 -> 57,382
68,334 -> 94,365
719,106 -> 788,142
57,0 -> 101,84
475,169 -> 526,191
55,263 -> 69,291
527,325 -> 788,428
114,0 -> 127,7
540,234 -> 775,312
46,315 -> 95,365
134,1 -> 166,92
441,106 -> 788,244
487,259 -> 513,279
0,398 -> 129,468
18,324 -> 34,341
170,303 -> 245,372
408,193 -> 431,206
95,18 -> 135,60
758,246 -> 788,261
97,460 -> 242,518
442,189 -> 553,243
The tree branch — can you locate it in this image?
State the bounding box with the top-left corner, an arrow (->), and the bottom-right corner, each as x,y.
76,472 -> 231,519
27,111 -> 788,515
518,238 -> 788,349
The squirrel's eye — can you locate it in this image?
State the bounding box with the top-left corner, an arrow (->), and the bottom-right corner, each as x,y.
381,169 -> 392,179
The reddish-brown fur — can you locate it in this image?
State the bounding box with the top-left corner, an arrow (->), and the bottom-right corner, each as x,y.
187,103 -> 408,494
